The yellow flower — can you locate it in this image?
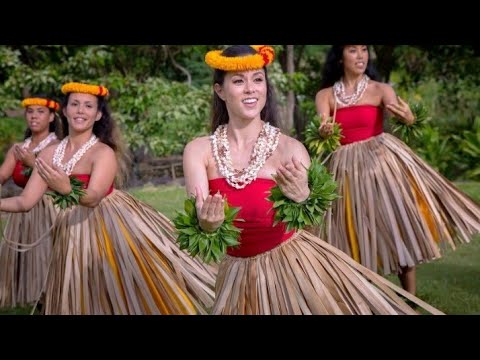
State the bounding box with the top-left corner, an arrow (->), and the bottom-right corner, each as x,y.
61,82 -> 109,97
205,45 -> 275,71
21,98 -> 60,111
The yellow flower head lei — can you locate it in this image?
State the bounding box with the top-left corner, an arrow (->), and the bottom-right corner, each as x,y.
21,97 -> 60,111
205,45 -> 275,71
61,82 -> 109,97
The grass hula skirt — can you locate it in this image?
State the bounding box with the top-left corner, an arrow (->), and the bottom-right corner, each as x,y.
212,230 -> 443,315
318,132 -> 480,275
42,190 -> 217,315
0,194 -> 58,307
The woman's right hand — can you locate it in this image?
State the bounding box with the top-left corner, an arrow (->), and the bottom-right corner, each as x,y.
13,145 -> 36,167
318,119 -> 333,138
195,186 -> 225,233
318,115 -> 334,138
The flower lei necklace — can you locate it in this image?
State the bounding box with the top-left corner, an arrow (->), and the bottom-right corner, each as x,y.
333,74 -> 370,107
52,135 -> 99,176
211,122 -> 280,189
22,132 -> 57,154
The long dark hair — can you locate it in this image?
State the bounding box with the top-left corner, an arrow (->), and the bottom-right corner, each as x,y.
320,45 -> 380,90
23,94 -> 63,140
210,45 -> 279,132
61,92 -> 131,188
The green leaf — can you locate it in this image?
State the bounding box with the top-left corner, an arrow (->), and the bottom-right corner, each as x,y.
389,100 -> 431,144
172,195 -> 242,264
46,176 -> 86,210
303,114 -> 343,158
266,158 -> 339,231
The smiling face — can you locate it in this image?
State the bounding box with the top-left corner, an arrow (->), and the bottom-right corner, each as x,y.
25,105 -> 54,134
214,69 -> 267,123
63,93 -> 102,134
342,45 -> 369,76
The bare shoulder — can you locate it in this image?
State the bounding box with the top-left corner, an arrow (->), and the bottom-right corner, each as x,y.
184,135 -> 211,156
37,143 -> 56,160
278,134 -> 310,160
371,80 -> 395,95
315,87 -> 333,101
372,81 -> 398,105
95,142 -> 116,159
40,139 -> 60,153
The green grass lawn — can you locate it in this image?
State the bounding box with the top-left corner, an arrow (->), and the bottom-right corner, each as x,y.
115,181 -> 480,315
1,181 -> 479,315
128,184 -> 187,220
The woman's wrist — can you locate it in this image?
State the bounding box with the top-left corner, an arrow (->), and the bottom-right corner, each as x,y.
287,185 -> 310,203
57,185 -> 73,196
199,219 -> 222,233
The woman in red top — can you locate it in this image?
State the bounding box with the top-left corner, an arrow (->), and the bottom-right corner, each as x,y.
183,45 -> 441,314
0,96 -> 61,308
315,45 -> 480,296
0,82 -> 216,315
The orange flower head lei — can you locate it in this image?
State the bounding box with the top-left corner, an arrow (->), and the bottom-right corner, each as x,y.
205,45 -> 275,71
61,82 -> 109,97
21,97 -> 60,111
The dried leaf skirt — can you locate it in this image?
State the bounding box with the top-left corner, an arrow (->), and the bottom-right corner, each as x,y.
43,190 -> 216,315
0,195 -> 57,307
319,133 -> 480,275
212,231 -> 442,315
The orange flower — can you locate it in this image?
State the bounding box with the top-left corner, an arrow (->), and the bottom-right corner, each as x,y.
205,45 -> 275,71
21,98 -> 60,111
61,82 -> 109,97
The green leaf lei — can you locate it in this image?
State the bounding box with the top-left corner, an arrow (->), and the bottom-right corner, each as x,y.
21,166 -> 33,177
46,176 -> 86,209
304,114 -> 343,157
268,158 -> 339,232
390,100 -> 430,144
173,197 -> 242,264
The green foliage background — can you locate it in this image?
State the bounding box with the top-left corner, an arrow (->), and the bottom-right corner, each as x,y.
1,45 -> 478,181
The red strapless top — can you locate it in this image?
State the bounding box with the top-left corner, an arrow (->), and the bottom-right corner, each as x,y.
12,160 -> 30,188
209,178 -> 295,257
72,174 -> 114,196
334,105 -> 384,145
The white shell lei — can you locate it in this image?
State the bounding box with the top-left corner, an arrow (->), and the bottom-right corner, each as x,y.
333,74 -> 370,107
22,132 -> 57,154
211,122 -> 280,189
52,135 -> 99,176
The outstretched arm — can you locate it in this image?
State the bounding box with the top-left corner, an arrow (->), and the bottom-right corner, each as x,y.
183,137 -> 224,232
315,88 -> 332,121
315,88 -> 335,137
275,138 -> 311,203
0,165 -> 48,212
382,84 -> 415,125
0,146 -> 18,185
184,138 -> 209,200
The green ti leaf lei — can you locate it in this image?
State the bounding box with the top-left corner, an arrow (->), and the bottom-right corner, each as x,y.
173,197 -> 242,264
304,114 -> 343,158
21,166 -> 33,177
46,176 -> 86,209
389,100 -> 430,144
267,158 -> 339,232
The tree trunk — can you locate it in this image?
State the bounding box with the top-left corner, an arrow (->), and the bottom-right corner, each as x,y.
285,45 -> 295,134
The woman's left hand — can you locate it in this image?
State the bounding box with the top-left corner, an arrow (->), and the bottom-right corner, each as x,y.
35,158 -> 72,195
274,156 -> 310,203
386,96 -> 415,125
13,145 -> 36,167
